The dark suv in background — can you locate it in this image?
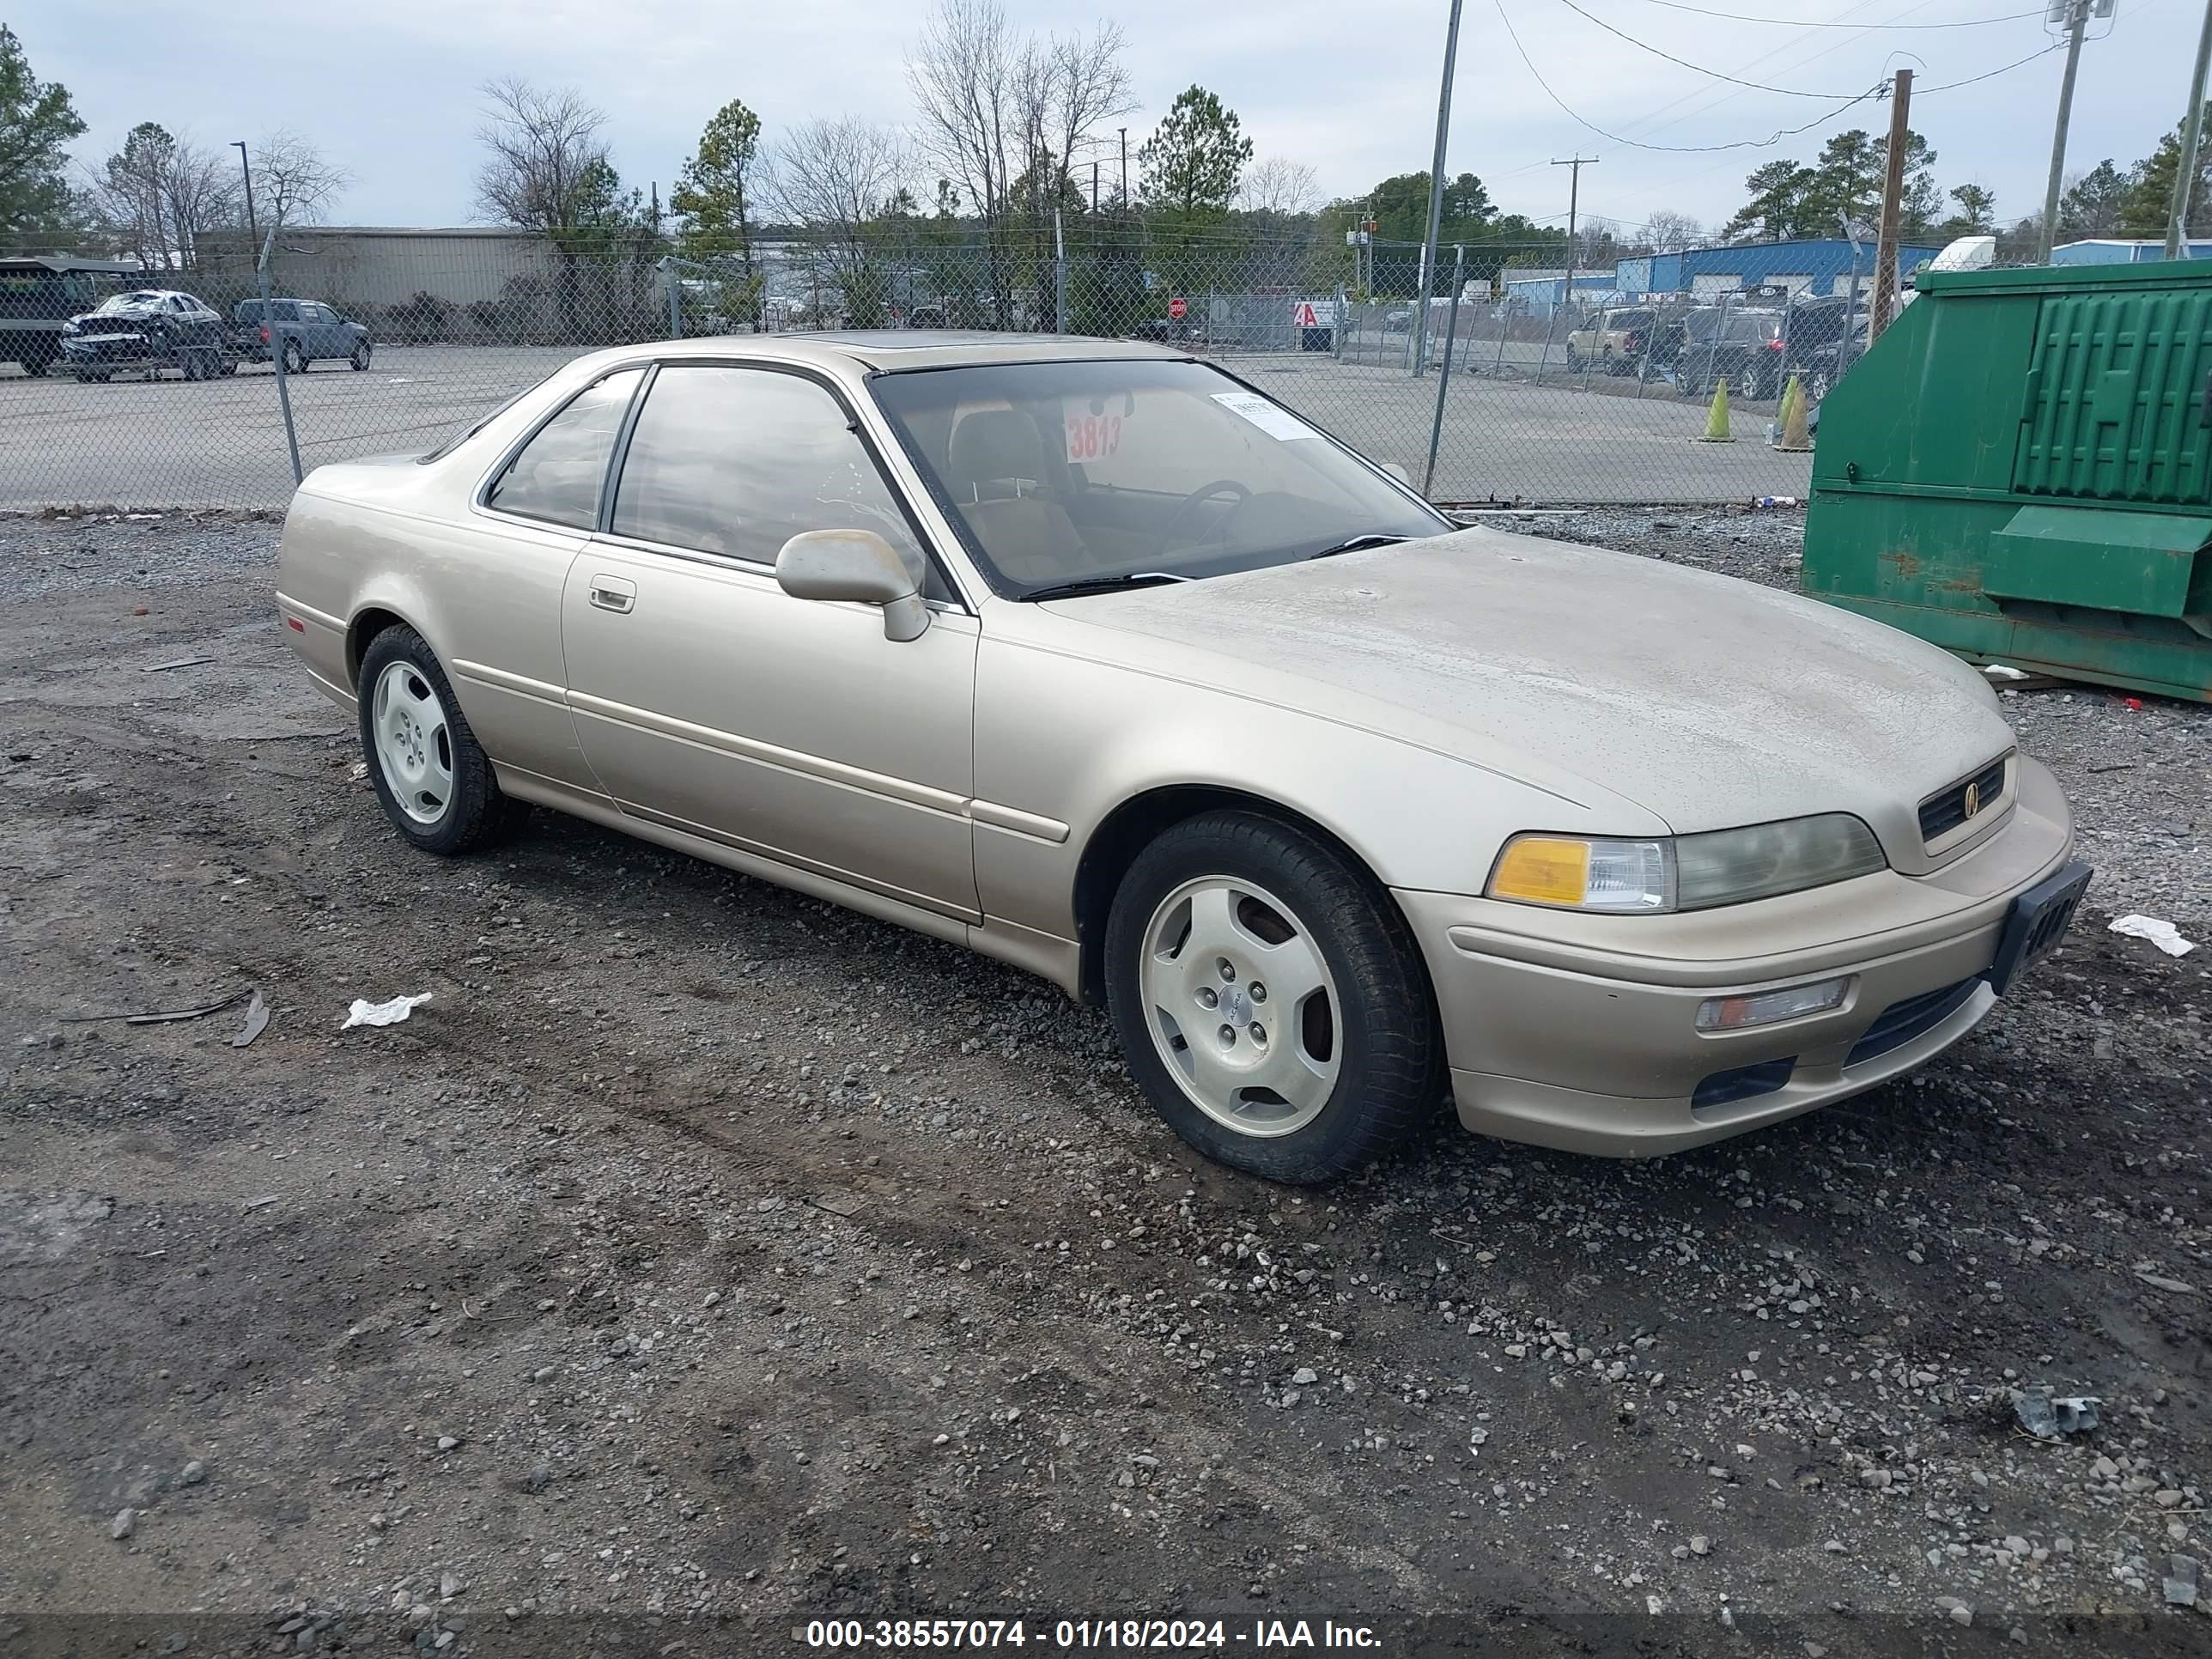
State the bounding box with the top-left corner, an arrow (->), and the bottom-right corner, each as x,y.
234,297 -> 373,372
1673,295 -> 1863,403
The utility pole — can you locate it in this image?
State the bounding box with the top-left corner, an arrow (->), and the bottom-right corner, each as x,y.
1869,70 -> 1912,345
1553,156 -> 1597,341
1118,128 -> 1128,209
1092,159 -> 1100,215
232,141 -> 258,258
1414,0 -> 1466,375
2039,1 -> 2094,262
2169,0 -> 2212,258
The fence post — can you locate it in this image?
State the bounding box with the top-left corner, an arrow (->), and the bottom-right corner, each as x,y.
1533,289 -> 1559,384
258,230 -> 302,487
1334,283 -> 1346,362
1423,245 -> 1465,498
1054,210 -> 1067,335
659,257 -> 681,338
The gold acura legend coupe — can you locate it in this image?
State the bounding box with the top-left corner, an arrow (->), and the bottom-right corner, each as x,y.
276,332 -> 2089,1181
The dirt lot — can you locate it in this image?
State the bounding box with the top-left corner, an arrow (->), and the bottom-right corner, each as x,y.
3,511 -> 2209,1659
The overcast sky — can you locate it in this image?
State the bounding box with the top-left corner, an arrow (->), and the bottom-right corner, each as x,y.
35,0 -> 2200,241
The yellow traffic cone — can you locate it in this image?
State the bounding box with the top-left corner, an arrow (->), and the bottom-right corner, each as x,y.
1775,372 -> 1812,452
1694,378 -> 1733,442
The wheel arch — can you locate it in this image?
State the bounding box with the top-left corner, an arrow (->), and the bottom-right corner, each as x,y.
345,604 -> 422,685
1070,782 -> 1398,1006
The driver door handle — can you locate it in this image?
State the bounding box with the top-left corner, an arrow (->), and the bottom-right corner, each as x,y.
589,575 -> 635,615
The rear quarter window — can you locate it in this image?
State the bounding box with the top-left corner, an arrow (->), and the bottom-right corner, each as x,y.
482,368 -> 644,530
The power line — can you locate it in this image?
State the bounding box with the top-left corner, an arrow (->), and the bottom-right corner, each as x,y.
1638,0 -> 2042,25
1492,0 -> 1892,151
1614,0 -> 1943,148
1917,38 -> 2067,91
1551,0 -> 1875,95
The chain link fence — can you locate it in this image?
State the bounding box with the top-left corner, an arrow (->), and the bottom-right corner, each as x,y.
0,228 -> 1828,512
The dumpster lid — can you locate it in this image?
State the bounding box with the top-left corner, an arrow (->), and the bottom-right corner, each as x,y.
1996,505 -> 2212,556
1987,505 -> 2212,619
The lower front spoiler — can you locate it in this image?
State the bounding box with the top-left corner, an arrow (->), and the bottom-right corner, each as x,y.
1448,978 -> 1996,1158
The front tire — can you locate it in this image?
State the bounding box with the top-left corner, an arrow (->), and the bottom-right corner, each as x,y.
1104,811 -> 1443,1182
350,340 -> 372,371
356,625 -> 524,855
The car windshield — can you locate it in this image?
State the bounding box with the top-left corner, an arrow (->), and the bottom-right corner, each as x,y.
95,292 -> 162,313
867,358 -> 1448,596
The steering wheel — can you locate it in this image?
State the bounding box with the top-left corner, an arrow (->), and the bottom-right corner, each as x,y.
1158,479 -> 1251,549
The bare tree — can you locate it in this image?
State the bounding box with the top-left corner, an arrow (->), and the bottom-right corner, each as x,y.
88,123 -> 238,271
771,117 -> 908,325
909,0 -> 1017,277
908,0 -> 1131,323
473,76 -> 611,233
1237,157 -> 1320,218
252,127 -> 350,234
1019,22 -> 1133,210
1641,210 -> 1705,252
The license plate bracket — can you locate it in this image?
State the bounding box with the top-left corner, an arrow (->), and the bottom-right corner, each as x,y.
1986,860 -> 2094,996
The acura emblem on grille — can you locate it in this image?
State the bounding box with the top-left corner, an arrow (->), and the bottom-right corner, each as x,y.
1963,781 -> 1982,818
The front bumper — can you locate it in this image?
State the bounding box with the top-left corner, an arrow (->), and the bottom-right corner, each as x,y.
1397,756 -> 2079,1157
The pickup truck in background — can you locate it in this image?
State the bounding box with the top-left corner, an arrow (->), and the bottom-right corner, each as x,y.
1564,306 -> 1662,375
234,297 -> 374,372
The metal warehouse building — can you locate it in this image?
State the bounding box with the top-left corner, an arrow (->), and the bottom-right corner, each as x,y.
1614,238 -> 1944,299
2050,238 -> 2212,264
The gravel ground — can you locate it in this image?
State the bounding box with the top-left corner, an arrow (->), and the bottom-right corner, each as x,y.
2,510 -> 2209,1659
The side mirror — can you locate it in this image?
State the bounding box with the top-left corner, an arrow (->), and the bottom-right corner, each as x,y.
1380,461 -> 1411,486
775,528 -> 930,642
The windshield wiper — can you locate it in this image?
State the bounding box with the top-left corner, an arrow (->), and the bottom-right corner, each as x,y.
1307,532 -> 1411,561
1019,571 -> 1191,602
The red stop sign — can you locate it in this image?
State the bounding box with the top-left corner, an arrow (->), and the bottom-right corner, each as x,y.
1168,296 -> 1188,320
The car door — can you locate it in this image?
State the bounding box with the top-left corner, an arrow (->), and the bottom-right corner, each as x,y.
448,363 -> 649,795
561,360 -> 981,921
308,304 -> 346,356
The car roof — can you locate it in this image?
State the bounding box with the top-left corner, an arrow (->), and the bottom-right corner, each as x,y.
630,330 -> 1188,373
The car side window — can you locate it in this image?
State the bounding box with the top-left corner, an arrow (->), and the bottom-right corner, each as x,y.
484,368 -> 644,532
610,365 -> 949,602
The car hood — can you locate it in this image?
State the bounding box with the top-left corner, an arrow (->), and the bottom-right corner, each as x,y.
1045,527 -> 2016,862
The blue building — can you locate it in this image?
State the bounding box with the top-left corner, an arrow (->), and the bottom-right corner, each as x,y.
1498,270 -> 1617,318
2051,238 -> 2212,264
1613,238 -> 1944,299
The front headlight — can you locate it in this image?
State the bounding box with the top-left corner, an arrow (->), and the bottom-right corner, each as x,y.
1487,814 -> 1884,913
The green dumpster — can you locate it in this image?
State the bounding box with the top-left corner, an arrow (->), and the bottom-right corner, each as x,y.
1802,258 -> 2212,703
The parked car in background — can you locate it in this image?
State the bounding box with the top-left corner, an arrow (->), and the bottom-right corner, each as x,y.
1780,297 -> 1869,403
234,297 -> 374,373
277,331 -> 2087,1181
1564,306 -> 1661,374
60,289 -> 238,381
1674,298 -> 1868,403
0,255 -> 140,376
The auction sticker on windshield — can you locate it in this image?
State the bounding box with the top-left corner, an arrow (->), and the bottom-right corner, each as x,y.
1211,391 -> 1316,441
1063,404 -> 1124,463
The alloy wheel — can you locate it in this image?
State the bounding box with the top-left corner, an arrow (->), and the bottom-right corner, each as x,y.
1139,876 -> 1341,1138
371,660 -> 454,825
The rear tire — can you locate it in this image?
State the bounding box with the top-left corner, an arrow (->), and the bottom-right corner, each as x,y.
356,625 -> 526,856
1104,811 -> 1443,1183
283,340 -> 307,375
